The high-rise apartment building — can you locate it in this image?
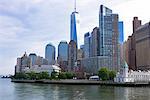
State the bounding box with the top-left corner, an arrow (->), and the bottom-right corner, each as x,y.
45,43 -> 55,65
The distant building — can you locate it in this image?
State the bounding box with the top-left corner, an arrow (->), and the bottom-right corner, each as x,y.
99,5 -> 119,71
84,32 -> 90,58
114,61 -> 150,83
57,41 -> 68,71
35,56 -> 43,66
15,52 -> 51,74
29,53 -> 37,66
68,40 -> 77,71
133,17 -> 142,33
15,52 -> 31,73
118,21 -> 124,70
126,35 -> 136,70
45,43 -> 55,65
91,27 -> 100,57
82,5 -> 120,74
77,49 -> 84,71
118,21 -> 124,44
135,22 -> 150,70
125,17 -> 142,70
25,65 -> 61,76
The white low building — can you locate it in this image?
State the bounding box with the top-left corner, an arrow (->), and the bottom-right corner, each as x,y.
114,61 -> 150,83
24,65 -> 61,75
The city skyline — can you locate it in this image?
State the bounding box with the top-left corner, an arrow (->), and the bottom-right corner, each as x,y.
0,0 -> 150,75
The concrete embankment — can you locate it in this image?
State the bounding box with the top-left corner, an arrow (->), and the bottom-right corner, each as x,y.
11,79 -> 150,87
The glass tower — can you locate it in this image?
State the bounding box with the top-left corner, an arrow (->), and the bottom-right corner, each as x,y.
118,21 -> 124,44
70,0 -> 80,48
84,32 -> 90,58
58,41 -> 68,62
29,53 -> 37,66
99,5 -> 113,56
45,43 -> 55,65
99,5 -> 119,71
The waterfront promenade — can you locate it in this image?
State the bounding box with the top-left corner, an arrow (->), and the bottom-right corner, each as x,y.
11,79 -> 150,87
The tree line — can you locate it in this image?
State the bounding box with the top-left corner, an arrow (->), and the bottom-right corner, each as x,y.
12,71 -> 76,80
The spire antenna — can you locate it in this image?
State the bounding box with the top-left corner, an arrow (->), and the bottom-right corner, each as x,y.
74,0 -> 76,12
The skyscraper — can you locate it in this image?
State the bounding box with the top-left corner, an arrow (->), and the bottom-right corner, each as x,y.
84,32 -> 90,58
135,22 -> 150,70
99,5 -> 119,71
58,41 -> 68,71
45,43 -> 55,65
29,53 -> 37,66
99,5 -> 113,56
118,21 -> 124,44
126,17 -> 142,70
68,40 -> 77,71
118,21 -> 124,69
91,27 -> 100,57
70,0 -> 80,47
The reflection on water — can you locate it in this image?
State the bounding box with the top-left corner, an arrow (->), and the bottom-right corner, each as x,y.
0,79 -> 150,100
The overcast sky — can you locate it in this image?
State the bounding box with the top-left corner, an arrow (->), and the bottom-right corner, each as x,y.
0,0 -> 149,75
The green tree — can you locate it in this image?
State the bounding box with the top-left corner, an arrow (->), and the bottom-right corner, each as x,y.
109,70 -> 116,80
65,72 -> 75,79
51,71 -> 58,79
98,68 -> 109,81
58,72 -> 67,79
27,71 -> 37,80
38,72 -> 50,79
14,72 -> 28,79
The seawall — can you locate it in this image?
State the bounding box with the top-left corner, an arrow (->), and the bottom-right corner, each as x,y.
11,79 -> 150,87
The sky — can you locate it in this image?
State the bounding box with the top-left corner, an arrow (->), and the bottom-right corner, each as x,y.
0,0 -> 149,75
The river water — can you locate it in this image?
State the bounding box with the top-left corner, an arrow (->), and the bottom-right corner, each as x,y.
0,79 -> 150,100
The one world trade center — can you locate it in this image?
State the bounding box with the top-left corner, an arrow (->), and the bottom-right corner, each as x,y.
70,0 -> 80,48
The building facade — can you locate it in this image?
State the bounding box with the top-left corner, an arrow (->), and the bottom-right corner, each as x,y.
99,5 -> 119,71
84,32 -> 90,58
57,41 -> 68,71
135,22 -> 150,70
115,61 -> 150,83
118,21 -> 124,44
70,10 -> 80,47
118,21 -> 124,70
68,40 -> 77,72
133,17 -> 142,33
82,5 -> 120,74
126,17 -> 142,70
91,27 -> 100,57
45,43 -> 55,65
29,53 -> 37,66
